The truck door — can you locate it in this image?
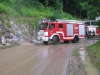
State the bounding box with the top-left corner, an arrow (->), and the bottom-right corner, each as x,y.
49,23 -> 56,35
58,24 -> 65,40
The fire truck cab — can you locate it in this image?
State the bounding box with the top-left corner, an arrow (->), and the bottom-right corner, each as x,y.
37,19 -> 85,44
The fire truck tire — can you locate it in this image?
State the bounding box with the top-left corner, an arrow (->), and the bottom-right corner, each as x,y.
52,36 -> 59,45
43,41 -> 48,44
72,36 -> 79,43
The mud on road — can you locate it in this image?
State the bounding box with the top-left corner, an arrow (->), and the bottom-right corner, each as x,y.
0,40 -> 97,75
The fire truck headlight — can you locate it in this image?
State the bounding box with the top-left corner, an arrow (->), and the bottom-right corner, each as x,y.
44,32 -> 48,36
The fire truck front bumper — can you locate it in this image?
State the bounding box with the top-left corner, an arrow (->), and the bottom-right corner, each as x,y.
37,36 -> 49,42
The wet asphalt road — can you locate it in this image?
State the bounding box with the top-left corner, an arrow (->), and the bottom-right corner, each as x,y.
0,40 -> 94,75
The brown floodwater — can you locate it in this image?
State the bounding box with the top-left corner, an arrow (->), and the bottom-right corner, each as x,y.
79,39 -> 100,75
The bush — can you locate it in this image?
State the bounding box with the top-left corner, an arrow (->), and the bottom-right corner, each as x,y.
48,10 -> 75,20
20,7 -> 43,17
0,3 -> 19,16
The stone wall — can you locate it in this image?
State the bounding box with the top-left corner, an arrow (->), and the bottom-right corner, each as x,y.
0,14 -> 34,46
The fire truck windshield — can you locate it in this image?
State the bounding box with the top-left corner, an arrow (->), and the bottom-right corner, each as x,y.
39,23 -> 48,30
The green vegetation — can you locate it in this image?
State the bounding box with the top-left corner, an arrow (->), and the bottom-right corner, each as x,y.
6,22 -> 11,28
72,48 -> 79,57
0,0 -> 79,33
94,20 -> 100,29
0,3 -> 19,16
87,41 -> 100,70
0,0 -> 77,30
0,0 -> 100,32
0,0 -> 100,20
0,2 -> 75,20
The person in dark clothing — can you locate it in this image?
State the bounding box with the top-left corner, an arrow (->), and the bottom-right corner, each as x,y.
92,30 -> 95,38
85,31 -> 88,39
88,30 -> 92,38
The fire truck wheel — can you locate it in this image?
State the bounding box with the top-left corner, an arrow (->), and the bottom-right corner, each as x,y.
43,41 -> 48,44
72,36 -> 79,43
52,36 -> 59,45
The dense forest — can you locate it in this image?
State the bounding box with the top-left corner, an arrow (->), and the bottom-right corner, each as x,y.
0,0 -> 100,20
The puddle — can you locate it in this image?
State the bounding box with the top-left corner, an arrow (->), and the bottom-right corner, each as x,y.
79,48 -> 85,62
79,48 -> 100,75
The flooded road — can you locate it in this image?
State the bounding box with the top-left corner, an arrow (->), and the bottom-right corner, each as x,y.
0,40 -> 98,75
79,39 -> 100,75
84,53 -> 100,75
0,41 -> 80,75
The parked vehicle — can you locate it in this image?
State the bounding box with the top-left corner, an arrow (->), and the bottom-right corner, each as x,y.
37,19 -> 85,44
85,25 -> 100,38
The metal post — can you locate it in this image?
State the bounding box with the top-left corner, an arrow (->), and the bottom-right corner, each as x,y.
90,21 -> 91,26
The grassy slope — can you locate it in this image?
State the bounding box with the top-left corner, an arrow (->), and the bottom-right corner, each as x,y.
87,41 -> 100,70
0,3 -> 76,19
0,2 -> 77,32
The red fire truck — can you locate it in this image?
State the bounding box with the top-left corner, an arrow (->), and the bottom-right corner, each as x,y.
85,25 -> 100,38
37,19 -> 85,44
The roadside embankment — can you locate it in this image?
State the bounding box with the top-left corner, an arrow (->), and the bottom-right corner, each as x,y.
86,41 -> 100,72
68,40 -> 100,75
67,48 -> 86,75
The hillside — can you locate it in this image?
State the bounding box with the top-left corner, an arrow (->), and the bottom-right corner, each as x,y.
0,0 -> 100,42
0,1 -> 77,43
0,1 -> 100,43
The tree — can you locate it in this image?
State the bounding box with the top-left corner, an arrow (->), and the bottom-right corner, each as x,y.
80,0 -> 100,19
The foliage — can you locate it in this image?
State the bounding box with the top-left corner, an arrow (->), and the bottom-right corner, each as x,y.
80,1 -> 99,19
0,3 -> 19,17
48,10 -> 63,20
6,22 -> 11,28
0,14 -> 4,22
0,0 -> 100,20
94,20 -> 100,29
87,41 -> 100,70
48,10 -> 75,20
20,7 -> 41,17
32,17 -> 41,34
0,1 -> 77,20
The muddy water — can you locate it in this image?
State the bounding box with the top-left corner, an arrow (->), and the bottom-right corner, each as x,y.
84,52 -> 100,75
79,39 -> 100,75
0,41 -> 80,75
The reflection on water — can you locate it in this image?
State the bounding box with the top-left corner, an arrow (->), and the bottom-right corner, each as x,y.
79,48 -> 100,75
37,46 -> 55,60
79,48 -> 85,62
42,49 -> 53,58
42,50 -> 48,57
37,49 -> 49,59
